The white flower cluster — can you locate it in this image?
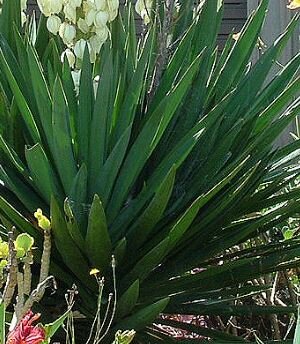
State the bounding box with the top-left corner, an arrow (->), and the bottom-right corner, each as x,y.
0,0 -> 28,25
135,0 -> 152,25
37,0 -> 120,66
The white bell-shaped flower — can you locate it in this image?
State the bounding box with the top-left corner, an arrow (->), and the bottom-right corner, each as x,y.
94,0 -> 106,11
61,48 -> 76,68
50,0 -> 64,14
47,15 -> 61,34
59,22 -> 76,45
71,69 -> 81,95
94,25 -> 109,42
135,0 -> 152,24
89,33 -> 104,54
94,10 -> 109,28
37,0 -> 52,16
85,8 -> 97,26
140,8 -> 151,25
107,0 -> 119,12
74,38 -> 87,60
64,3 -> 77,23
77,18 -> 89,33
108,8 -> 118,21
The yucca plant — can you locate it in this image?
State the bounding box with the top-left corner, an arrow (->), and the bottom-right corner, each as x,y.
0,0 -> 300,342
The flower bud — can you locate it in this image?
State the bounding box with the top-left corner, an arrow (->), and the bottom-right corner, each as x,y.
74,38 -> 87,60
78,18 -> 89,33
34,209 -> 51,231
59,22 -> 76,46
94,0 -> 106,11
135,0 -> 152,24
64,3 -> 77,23
37,0 -> 52,16
89,34 -> 103,54
94,25 -> 109,43
140,8 -> 151,25
37,0 -> 63,15
94,10 -> 109,28
108,9 -> 118,22
21,11 -> 27,26
46,15 -> 61,35
61,49 -> 76,68
85,8 -> 97,26
107,0 -> 119,12
71,70 -> 81,94
50,0 -> 63,14
21,0 -> 27,11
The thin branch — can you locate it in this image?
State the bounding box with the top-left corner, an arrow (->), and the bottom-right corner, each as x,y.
3,230 -> 18,308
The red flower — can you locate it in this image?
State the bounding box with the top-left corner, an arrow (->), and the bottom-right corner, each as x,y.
7,311 -> 46,344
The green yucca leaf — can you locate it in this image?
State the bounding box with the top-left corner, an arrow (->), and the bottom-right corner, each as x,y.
88,51 -> 113,198
78,47 -> 94,165
96,124 -> 132,207
52,77 -> 77,194
212,0 -> 269,101
121,237 -> 169,290
64,198 -> 85,250
14,29 -> 30,87
254,78 -> 300,134
68,163 -> 87,229
116,297 -> 170,332
0,0 -> 21,54
111,25 -> 156,145
126,166 -> 176,251
116,279 -> 140,320
27,43 -> 53,148
85,194 -> 112,271
0,165 -> 44,211
252,52 -> 300,115
25,143 -> 60,203
149,22 -> 195,111
51,196 -> 94,289
0,45 -> 40,143
61,60 -> 78,145
108,53 -> 203,221
0,135 -> 27,176
113,237 -> 127,266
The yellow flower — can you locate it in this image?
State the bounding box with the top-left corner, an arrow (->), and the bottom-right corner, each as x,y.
34,208 -> 51,230
287,0 -> 300,9
89,268 -> 100,276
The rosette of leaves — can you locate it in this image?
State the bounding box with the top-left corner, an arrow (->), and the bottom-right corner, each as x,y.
0,0 -> 300,342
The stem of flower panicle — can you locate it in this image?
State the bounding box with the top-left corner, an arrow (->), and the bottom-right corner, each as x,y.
1,224 -> 54,327
3,230 -> 17,308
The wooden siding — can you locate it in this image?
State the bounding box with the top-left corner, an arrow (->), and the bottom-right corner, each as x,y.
27,0 -> 248,49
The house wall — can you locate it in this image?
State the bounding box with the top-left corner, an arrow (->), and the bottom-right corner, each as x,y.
248,0 -> 300,146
